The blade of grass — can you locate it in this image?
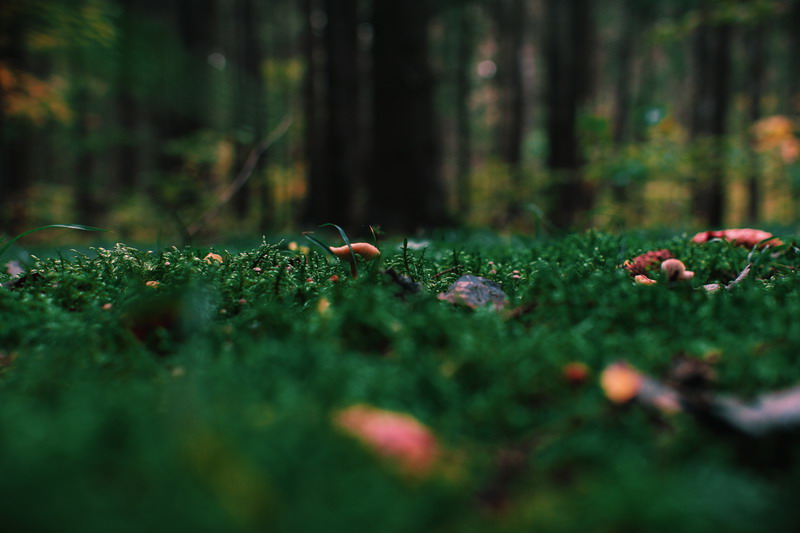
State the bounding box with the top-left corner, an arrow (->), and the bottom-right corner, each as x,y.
302,232 -> 338,259
0,224 -> 107,258
320,223 -> 358,276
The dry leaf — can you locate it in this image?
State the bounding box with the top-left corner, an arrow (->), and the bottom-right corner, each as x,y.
623,249 -> 673,276
334,404 -> 440,476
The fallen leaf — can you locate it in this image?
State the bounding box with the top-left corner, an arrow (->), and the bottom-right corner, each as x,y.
623,249 -> 673,276
334,404 -> 440,476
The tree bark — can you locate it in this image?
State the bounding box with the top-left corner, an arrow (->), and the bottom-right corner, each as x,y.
544,0 -> 594,229
493,0 -> 526,224
232,0 -> 266,221
323,0 -> 359,225
690,16 -> 731,228
455,6 -> 474,217
0,4 -> 30,234
367,0 -> 448,232
746,23 -> 765,224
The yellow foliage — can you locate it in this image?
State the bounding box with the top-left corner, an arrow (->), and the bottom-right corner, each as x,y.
753,115 -> 799,163
0,62 -> 72,125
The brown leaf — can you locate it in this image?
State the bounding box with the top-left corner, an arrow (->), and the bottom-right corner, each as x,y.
623,249 -> 673,276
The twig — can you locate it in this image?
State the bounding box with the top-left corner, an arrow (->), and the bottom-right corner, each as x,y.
186,114 -> 293,238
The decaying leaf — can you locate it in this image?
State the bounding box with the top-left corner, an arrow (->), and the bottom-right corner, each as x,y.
334,404 -> 440,476
437,275 -> 508,311
623,249 -> 673,276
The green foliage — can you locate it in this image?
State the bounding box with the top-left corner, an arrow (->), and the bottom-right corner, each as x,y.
3,231 -> 800,530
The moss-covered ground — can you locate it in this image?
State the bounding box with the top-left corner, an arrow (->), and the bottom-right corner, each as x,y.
3,230 -> 800,532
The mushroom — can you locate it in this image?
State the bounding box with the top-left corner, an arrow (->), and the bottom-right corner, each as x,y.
328,242 -> 381,263
328,242 -> 380,278
660,258 -> 694,282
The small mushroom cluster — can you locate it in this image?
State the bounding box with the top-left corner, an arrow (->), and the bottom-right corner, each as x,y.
631,257 -> 694,285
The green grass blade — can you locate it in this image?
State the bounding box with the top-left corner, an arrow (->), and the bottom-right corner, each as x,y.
0,224 -> 107,258
320,223 -> 358,274
302,232 -> 338,259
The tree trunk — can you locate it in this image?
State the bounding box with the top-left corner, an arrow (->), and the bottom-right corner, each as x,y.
493,0 -> 526,223
322,0 -> 359,226
544,0 -> 594,229
367,0 -> 448,232
232,0 -> 266,222
746,23 -> 765,224
455,6 -> 474,217
116,0 -> 140,195
302,0 -> 327,225
690,17 -> 731,228
0,5 -> 30,234
612,0 -> 634,147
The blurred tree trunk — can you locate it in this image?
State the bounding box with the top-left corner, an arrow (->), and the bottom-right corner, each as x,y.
303,0 -> 361,227
493,0 -> 525,223
746,23 -> 765,224
787,2 -> 800,115
145,0 -> 216,240
116,0 -> 140,195
690,16 -> 731,228
544,0 -> 595,229
323,0 -> 359,225
455,6 -> 474,217
304,0 -> 358,225
232,0 -> 266,222
0,5 -> 30,234
74,86 -> 99,226
612,0 -> 634,147
367,0 -> 449,231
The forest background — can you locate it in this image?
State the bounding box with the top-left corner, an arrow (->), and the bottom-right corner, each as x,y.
2,0 -> 800,242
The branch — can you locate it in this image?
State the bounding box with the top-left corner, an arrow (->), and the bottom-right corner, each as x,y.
186,114 -> 293,238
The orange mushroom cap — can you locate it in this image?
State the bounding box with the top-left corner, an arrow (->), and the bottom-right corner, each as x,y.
329,242 -> 381,262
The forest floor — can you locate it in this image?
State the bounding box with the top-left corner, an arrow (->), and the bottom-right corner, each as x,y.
2,229 -> 800,532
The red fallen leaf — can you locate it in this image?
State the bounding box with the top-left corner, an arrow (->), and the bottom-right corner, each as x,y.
334,404 -> 440,476
691,228 -> 782,248
437,275 -> 508,311
623,249 -> 673,276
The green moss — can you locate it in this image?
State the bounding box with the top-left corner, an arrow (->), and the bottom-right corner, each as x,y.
2,231 -> 800,531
